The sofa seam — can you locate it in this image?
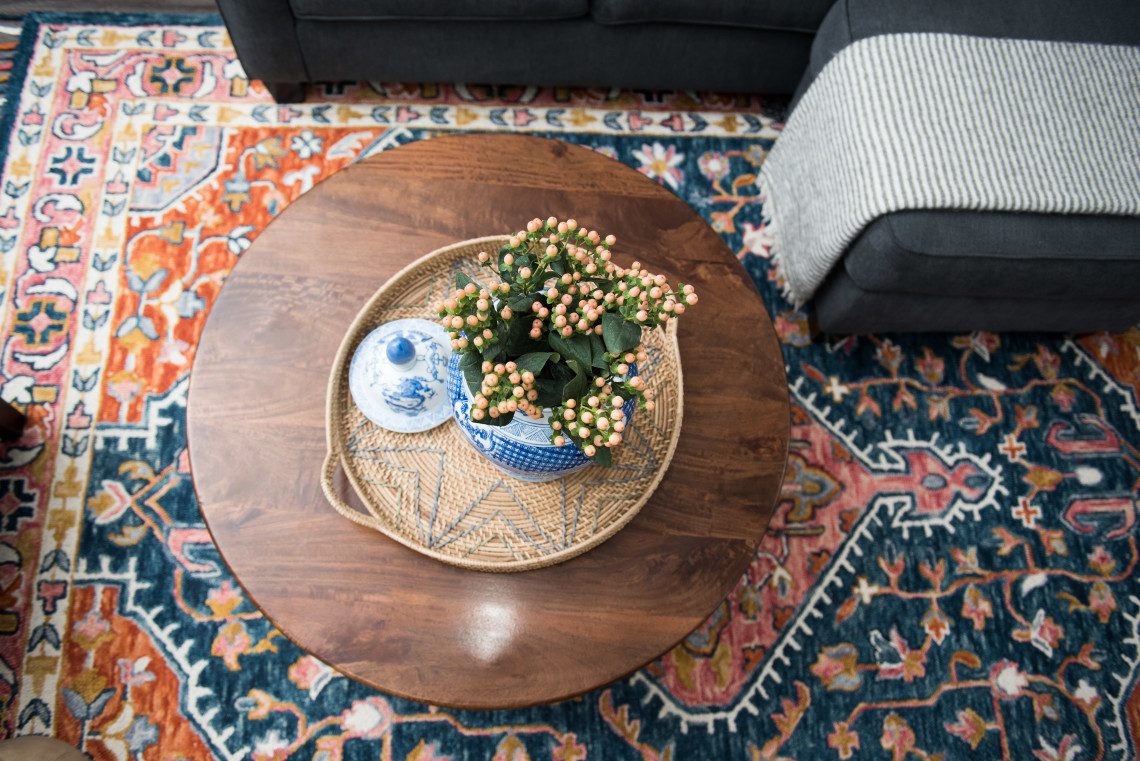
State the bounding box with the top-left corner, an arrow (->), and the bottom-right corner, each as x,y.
589,16 -> 822,34
294,12 -> 821,35
877,213 -> 1140,265
293,12 -> 588,23
831,265 -> 1140,303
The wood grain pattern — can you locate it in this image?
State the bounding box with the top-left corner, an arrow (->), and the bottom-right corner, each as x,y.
187,134 -> 789,709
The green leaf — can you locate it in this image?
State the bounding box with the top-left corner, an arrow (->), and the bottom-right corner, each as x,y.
549,332 -> 592,369
480,339 -> 503,362
462,363 -> 483,396
459,351 -> 482,371
550,259 -> 567,276
562,360 -> 588,402
513,337 -> 550,357
589,334 -> 608,370
502,316 -> 533,356
507,291 -> 541,312
551,360 -> 574,382
478,410 -> 515,427
534,377 -> 564,408
590,278 -> 618,294
590,446 -> 612,467
601,312 -> 642,355
455,271 -> 473,290
516,352 -> 557,374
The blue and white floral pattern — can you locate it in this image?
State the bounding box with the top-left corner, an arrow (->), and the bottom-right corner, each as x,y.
348,319 -> 451,433
446,354 -> 637,482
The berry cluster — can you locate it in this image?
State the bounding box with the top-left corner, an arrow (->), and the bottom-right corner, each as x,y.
434,216 -> 696,466
438,281 -> 510,352
469,360 -> 542,422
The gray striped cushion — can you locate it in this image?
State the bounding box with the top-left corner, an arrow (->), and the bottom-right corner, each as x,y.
759,33 -> 1140,305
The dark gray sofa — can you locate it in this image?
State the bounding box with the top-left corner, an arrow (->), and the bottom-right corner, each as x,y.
216,0 -> 833,101
216,0 -> 1140,334
793,0 -> 1140,333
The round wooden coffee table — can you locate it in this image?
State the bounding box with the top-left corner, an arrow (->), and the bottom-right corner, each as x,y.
188,133 -> 788,709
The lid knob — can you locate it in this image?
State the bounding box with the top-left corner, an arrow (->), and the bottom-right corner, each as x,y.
385,336 -> 416,366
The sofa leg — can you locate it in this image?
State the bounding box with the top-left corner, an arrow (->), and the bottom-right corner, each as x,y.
265,81 -> 306,103
0,399 -> 26,442
807,311 -> 824,341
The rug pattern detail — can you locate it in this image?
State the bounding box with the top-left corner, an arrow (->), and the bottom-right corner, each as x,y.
0,16 -> 1138,760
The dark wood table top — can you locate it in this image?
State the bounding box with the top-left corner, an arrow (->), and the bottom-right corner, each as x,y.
187,133 -> 789,709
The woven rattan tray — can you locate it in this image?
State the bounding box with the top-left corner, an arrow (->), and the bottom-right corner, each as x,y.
322,236 -> 684,572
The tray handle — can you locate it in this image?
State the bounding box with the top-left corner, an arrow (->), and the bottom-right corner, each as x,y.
320,447 -> 386,530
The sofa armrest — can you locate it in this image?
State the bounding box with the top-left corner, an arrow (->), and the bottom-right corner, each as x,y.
216,0 -> 309,85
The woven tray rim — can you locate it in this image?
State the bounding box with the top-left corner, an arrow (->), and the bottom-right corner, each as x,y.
322,236 -> 684,572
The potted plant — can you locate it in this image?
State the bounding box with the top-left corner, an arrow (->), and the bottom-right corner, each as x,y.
438,217 -> 697,481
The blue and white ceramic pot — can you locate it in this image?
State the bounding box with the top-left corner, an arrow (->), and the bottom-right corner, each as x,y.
446,354 -> 635,482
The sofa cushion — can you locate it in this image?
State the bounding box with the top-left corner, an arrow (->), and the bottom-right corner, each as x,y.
590,0 -> 832,34
297,18 -> 812,93
841,211 -> 1140,300
794,0 -> 1140,104
816,263 -> 1140,334
290,0 -> 588,21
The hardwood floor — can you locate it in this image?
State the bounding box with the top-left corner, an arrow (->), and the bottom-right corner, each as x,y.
0,0 -> 219,19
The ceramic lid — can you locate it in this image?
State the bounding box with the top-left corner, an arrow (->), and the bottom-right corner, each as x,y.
348,318 -> 452,433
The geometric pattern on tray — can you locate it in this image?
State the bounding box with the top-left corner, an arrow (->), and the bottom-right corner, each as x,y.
0,13 -> 1138,760
324,239 -> 682,570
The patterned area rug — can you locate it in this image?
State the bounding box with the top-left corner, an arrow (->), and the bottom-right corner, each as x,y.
1,13 -> 1139,761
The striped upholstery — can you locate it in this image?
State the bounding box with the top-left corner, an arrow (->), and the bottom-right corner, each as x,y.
759,33 -> 1140,305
